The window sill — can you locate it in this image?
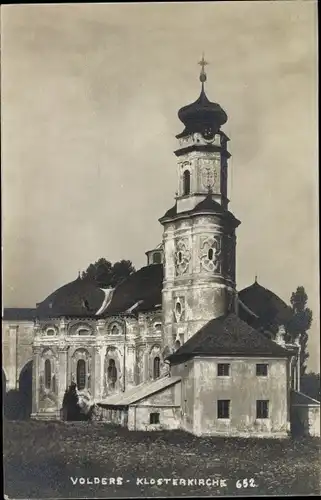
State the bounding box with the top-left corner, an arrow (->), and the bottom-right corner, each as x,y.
217,418 -> 230,422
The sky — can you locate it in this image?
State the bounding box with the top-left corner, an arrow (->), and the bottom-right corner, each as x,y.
2,1 -> 319,372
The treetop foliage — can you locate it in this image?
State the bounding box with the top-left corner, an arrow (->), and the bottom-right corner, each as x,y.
81,258 -> 135,288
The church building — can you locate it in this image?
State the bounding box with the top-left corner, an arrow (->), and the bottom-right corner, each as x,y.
4,59 -> 319,438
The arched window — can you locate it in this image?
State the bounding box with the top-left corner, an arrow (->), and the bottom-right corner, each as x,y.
174,340 -> 181,351
77,359 -> 86,390
183,170 -> 191,196
208,248 -> 214,261
78,329 -> 90,336
108,359 -> 117,389
110,324 -> 121,335
44,359 -> 51,389
175,302 -> 182,315
153,357 -> 160,379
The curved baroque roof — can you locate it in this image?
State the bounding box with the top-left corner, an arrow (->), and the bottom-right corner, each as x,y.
177,86 -> 227,138
36,277 -> 105,318
103,264 -> 163,316
238,281 -> 293,329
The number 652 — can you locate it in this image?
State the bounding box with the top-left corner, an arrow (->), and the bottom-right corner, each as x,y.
236,478 -> 256,488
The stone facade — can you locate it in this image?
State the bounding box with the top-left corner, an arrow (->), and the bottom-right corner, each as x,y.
31,311 -> 164,420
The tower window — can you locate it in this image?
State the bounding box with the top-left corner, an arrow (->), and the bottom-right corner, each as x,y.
208,248 -> 214,261
44,359 -> 51,389
153,356 -> 160,379
76,359 -> 86,390
256,400 -> 269,419
152,252 -> 162,264
217,399 -> 230,419
175,301 -> 182,315
108,359 -> 117,389
183,170 -> 191,196
150,412 -> 160,424
177,251 -> 182,263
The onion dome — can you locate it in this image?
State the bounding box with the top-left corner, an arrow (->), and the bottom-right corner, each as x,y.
177,55 -> 227,138
36,275 -> 105,318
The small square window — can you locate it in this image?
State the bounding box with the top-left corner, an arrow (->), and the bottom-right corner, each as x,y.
217,400 -> 230,419
150,412 -> 160,424
218,363 -> 230,376
256,364 -> 268,376
256,400 -> 269,419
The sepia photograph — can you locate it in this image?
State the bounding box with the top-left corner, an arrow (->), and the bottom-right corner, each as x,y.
2,1 -> 320,498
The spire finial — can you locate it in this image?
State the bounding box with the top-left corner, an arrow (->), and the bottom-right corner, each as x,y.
78,270 -> 81,279
198,53 -> 208,87
255,274 -> 258,283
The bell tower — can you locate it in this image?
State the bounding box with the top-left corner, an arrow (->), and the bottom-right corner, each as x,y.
159,57 -> 241,352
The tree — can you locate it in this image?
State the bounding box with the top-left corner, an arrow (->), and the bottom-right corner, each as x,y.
81,258 -> 135,288
287,286 -> 313,376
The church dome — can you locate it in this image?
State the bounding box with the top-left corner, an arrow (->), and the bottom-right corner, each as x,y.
177,86 -> 227,138
36,276 -> 105,318
238,280 -> 293,329
103,264 -> 163,316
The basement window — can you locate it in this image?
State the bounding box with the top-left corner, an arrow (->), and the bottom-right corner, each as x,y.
150,412 -> 160,424
217,363 -> 230,376
256,364 -> 268,376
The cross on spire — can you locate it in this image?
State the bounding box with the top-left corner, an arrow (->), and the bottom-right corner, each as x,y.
198,53 -> 208,84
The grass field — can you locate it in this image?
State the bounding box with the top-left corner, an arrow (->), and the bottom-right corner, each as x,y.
3,420 -> 320,498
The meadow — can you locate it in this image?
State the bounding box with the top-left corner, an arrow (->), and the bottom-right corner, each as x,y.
3,420 -> 320,498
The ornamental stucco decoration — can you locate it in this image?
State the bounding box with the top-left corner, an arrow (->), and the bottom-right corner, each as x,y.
108,321 -> 123,335
180,160 -> 191,170
68,322 -> 94,336
201,161 -> 218,190
175,239 -> 191,275
174,297 -> 185,323
200,235 -> 222,273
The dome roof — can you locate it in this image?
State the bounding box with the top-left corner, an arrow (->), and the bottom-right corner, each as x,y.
36,277 -> 105,318
103,264 -> 163,316
238,281 -> 293,330
177,86 -> 227,138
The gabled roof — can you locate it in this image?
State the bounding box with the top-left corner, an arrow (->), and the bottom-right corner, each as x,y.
98,375 -> 181,406
167,313 -> 291,364
3,308 -> 36,321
